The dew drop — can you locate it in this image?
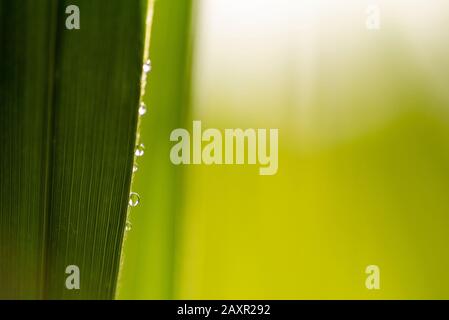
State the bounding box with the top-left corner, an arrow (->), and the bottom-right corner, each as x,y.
135,144 -> 145,157
132,164 -> 138,173
129,192 -> 140,207
125,221 -> 132,231
138,102 -> 147,116
143,60 -> 152,74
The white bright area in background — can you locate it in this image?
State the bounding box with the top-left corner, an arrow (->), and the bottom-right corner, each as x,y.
193,0 -> 449,149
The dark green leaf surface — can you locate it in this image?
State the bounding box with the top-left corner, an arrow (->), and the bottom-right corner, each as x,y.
0,0 -> 148,299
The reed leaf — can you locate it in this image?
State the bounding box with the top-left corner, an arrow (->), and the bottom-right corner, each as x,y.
0,0 -> 150,299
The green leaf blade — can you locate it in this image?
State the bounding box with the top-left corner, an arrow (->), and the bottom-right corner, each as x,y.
1,0 -> 149,299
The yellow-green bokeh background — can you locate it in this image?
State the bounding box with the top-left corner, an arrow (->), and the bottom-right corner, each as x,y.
118,0 -> 449,299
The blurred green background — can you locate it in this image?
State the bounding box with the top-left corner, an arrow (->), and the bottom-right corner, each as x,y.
119,0 -> 449,299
